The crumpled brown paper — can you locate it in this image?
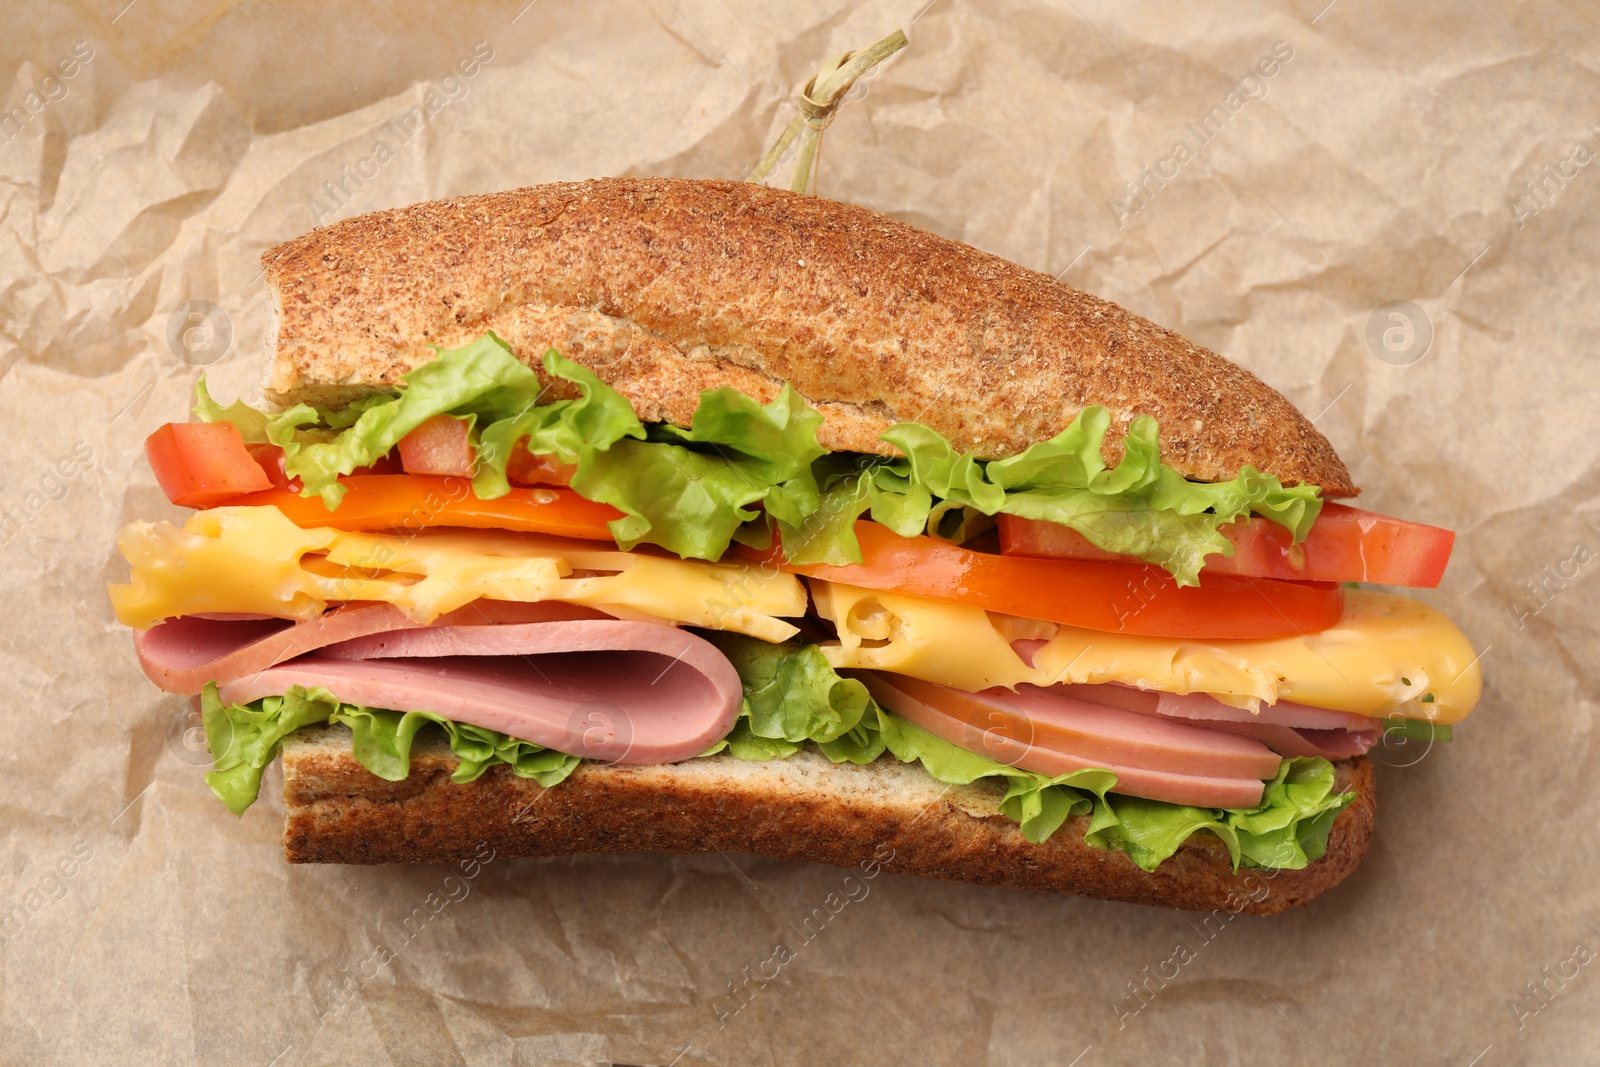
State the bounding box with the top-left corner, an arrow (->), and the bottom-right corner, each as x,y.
3,1 -> 1597,1063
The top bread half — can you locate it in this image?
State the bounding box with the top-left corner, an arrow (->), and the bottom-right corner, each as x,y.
260,178 -> 1356,496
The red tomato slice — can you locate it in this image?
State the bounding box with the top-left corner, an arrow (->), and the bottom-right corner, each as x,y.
744,520 -> 1343,639
397,415 -> 474,477
217,475 -> 623,542
146,423 -> 272,508
998,502 -> 1455,588
246,443 -> 294,489
507,443 -> 576,488
396,420 -> 576,487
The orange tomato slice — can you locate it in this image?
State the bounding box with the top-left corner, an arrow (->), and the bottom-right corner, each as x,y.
216,475 -> 622,542
744,520 -> 1344,640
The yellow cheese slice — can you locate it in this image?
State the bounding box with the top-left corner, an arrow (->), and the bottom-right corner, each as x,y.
811,580 -> 1031,691
110,506 -> 806,642
812,581 -> 1482,723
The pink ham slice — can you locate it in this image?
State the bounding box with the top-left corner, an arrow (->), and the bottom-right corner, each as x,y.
216,620 -> 743,765
997,685 -> 1283,779
1193,720 -> 1381,760
135,601 -> 608,695
1050,684 -> 1380,760
859,673 -> 1272,808
1053,682 -> 1377,732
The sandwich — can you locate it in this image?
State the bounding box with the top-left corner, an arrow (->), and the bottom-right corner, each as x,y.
109,177 -> 1480,913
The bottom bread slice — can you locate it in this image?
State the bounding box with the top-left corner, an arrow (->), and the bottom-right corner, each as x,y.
280,724 -> 1376,914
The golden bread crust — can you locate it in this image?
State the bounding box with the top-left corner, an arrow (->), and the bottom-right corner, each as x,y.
280,728 -> 1375,914
261,178 -> 1356,495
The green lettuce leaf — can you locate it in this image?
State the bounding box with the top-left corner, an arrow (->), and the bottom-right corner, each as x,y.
194,377 -> 273,443
697,406 -> 1321,582
468,347 -> 644,501
200,682 -> 335,816
774,463 -> 878,566
199,684 -> 581,814
566,382 -> 826,560
865,408 -> 1323,586
1075,759 -> 1347,873
701,633 -> 888,764
435,720 -> 582,784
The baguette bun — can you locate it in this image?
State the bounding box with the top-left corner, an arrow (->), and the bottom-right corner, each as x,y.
260,178 -> 1356,497
281,725 -> 1375,914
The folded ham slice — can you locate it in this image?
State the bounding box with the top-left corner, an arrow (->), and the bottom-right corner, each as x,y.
135,601 -> 608,695
219,621 -> 742,764
139,604 -> 743,765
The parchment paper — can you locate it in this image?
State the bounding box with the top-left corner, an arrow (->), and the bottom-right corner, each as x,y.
3,2 -> 1597,1063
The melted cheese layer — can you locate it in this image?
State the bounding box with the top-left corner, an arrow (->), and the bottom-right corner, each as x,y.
813,581 -> 1481,723
110,506 -> 806,642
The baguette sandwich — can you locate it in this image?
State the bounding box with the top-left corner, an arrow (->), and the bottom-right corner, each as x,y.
110,178 -> 1479,913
